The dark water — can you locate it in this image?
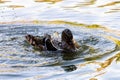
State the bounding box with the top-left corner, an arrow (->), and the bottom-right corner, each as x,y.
0,23 -> 120,80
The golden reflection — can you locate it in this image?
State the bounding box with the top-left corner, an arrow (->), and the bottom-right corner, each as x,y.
103,28 -> 120,38
8,5 -> 24,8
97,56 -> 116,71
94,71 -> 106,77
105,10 -> 119,13
78,0 -> 96,6
89,78 -> 98,80
103,36 -> 120,46
0,20 -> 106,29
86,24 -> 104,29
0,0 -> 10,3
105,7 -> 120,13
34,0 -> 62,4
77,52 -> 120,79
116,52 -> 120,62
98,1 -> 120,7
45,20 -> 105,29
63,0 -> 96,8
96,52 -> 120,71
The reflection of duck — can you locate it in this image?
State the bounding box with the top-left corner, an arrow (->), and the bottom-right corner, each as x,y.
25,29 -> 80,52
61,65 -> 77,72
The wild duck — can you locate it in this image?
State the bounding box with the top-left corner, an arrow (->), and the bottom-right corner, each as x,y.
25,29 -> 80,52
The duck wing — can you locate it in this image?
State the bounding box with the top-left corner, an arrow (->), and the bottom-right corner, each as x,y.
51,32 -> 61,50
25,34 -> 45,50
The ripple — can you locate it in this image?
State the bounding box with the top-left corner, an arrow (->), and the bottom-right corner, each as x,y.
98,1 -> 120,7
0,21 -> 120,80
0,22 -> 118,67
0,0 -> 120,80
0,0 -> 10,4
34,0 -> 62,4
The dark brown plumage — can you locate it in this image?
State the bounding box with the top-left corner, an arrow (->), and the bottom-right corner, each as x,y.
25,29 -> 80,52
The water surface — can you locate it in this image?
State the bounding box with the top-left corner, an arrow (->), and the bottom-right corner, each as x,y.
0,0 -> 120,80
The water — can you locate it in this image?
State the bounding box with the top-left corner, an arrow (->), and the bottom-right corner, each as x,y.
0,0 -> 120,80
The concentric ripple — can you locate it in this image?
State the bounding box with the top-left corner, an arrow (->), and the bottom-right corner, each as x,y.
0,23 -> 118,65
0,22 -> 120,80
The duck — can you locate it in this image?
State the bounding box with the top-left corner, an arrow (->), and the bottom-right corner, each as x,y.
25,29 -> 80,52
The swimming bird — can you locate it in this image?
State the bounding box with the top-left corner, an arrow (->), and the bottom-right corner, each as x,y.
25,29 -> 80,52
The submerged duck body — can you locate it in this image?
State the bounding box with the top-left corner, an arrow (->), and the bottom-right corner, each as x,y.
25,29 -> 80,52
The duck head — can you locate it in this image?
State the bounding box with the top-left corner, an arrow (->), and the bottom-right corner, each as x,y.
61,29 -> 76,52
